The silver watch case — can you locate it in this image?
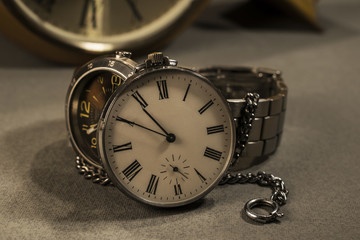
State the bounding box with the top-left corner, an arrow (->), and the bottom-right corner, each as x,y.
97,65 -> 236,207
65,52 -> 137,169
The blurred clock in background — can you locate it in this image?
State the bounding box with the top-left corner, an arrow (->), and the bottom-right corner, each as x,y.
0,0 -> 209,64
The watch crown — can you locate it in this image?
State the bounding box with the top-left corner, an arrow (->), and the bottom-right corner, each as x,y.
148,52 -> 164,64
115,51 -> 132,58
145,52 -> 177,68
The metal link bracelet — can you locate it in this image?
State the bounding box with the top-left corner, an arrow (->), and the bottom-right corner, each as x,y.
222,92 -> 288,223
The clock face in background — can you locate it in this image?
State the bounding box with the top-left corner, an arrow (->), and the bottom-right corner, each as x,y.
18,0 -> 179,36
3,0 -> 208,55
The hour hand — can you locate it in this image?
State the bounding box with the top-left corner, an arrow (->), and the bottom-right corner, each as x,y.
86,124 -> 98,135
141,108 -> 177,143
125,0 -> 143,21
142,108 -> 169,136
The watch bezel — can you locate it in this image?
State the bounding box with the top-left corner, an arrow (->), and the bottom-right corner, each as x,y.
98,66 -> 236,207
65,55 -> 137,169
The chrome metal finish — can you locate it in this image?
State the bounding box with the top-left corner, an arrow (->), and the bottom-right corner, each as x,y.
98,53 -> 236,207
65,51 -> 138,178
115,51 -> 132,59
136,53 -> 178,72
200,67 -> 289,223
256,67 -> 282,78
244,198 -> 283,223
220,171 -> 288,223
75,156 -> 111,185
198,66 -> 288,160
146,52 -> 178,68
254,100 -> 270,118
69,53 -> 288,220
219,171 -> 288,206
234,93 -> 259,161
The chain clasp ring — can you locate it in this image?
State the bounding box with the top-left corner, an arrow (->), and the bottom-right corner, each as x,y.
244,198 -> 284,223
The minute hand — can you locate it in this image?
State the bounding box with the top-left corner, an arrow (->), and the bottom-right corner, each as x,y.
142,108 -> 169,136
116,116 -> 167,137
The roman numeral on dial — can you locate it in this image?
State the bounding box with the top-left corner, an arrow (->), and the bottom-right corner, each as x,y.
174,182 -> 183,196
198,100 -> 214,114
204,147 -> 222,161
122,160 -> 142,181
183,84 -> 191,101
36,0 -> 55,13
156,80 -> 169,100
132,90 -> 148,108
194,168 -> 207,183
146,174 -> 159,195
113,142 -> 132,152
207,125 -> 224,135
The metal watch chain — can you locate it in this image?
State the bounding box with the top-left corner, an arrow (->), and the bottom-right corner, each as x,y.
75,156 -> 111,185
220,92 -> 288,223
74,92 -> 288,223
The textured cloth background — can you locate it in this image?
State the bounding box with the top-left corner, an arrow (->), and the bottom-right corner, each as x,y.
0,0 -> 359,239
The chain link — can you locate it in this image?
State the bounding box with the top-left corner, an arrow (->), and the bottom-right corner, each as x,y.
222,92 -> 288,216
234,93 -> 260,160
219,171 -> 288,205
75,156 -> 112,186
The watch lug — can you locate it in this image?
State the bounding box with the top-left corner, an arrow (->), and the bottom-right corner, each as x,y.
256,67 -> 281,78
99,118 -> 105,132
115,51 -> 132,59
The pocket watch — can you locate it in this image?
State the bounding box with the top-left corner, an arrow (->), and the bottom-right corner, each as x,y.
97,52 -> 288,208
0,0 -> 209,64
65,51 -> 137,175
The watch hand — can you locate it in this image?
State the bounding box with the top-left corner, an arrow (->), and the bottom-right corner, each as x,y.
91,0 -> 97,28
169,164 -> 189,179
116,116 -> 167,137
80,0 -> 97,28
35,0 -> 55,13
142,108 -> 169,136
125,0 -> 143,21
86,124 -> 98,135
80,0 -> 90,27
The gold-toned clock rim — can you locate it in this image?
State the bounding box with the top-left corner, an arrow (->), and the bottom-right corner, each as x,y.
0,1 -> 95,65
0,0 -> 210,65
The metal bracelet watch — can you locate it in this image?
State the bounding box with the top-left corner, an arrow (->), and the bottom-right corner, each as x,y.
198,67 -> 287,170
199,67 -> 288,223
67,52 -> 289,222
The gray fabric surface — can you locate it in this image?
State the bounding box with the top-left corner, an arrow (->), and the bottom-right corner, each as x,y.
1,0 -> 359,239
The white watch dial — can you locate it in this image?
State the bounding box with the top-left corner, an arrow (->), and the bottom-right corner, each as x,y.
99,68 -> 235,207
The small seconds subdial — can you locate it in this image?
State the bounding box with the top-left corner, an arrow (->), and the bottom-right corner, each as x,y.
99,67 -> 236,207
160,154 -> 191,184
